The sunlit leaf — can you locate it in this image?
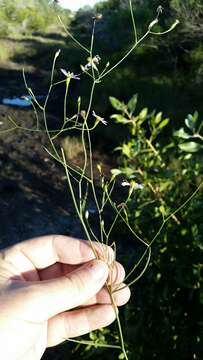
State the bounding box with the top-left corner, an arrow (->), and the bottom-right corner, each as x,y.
111,114 -> 129,124
158,118 -> 170,129
159,205 -> 166,217
122,143 -> 131,157
110,168 -> 122,178
123,167 -> 136,177
174,128 -> 191,139
138,107 -> 148,122
127,94 -> 138,114
119,353 -> 125,360
178,141 -> 203,152
185,113 -> 197,131
109,96 -> 126,111
154,112 -> 162,124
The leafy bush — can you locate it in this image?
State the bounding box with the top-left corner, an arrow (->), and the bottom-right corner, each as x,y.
67,0 -> 203,119
0,0 -> 69,37
107,95 -> 203,359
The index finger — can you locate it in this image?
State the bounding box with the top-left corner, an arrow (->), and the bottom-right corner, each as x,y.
3,235 -> 114,272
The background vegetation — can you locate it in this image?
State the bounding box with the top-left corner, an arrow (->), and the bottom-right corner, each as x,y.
0,1 -> 202,359
1,0 -> 203,120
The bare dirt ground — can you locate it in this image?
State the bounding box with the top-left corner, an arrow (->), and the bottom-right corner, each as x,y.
0,103 -> 84,249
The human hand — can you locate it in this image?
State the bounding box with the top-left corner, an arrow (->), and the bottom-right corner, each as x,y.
0,235 -> 130,360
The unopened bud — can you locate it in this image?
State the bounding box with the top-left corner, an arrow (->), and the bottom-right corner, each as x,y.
148,18 -> 159,31
55,49 -> 61,59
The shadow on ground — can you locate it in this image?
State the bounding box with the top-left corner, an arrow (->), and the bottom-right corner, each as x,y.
0,104 -> 85,250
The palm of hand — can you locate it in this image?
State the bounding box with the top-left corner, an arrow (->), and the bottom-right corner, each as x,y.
0,235 -> 130,360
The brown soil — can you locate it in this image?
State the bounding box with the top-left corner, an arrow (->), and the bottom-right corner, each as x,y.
0,104 -> 81,249
0,103 -> 116,250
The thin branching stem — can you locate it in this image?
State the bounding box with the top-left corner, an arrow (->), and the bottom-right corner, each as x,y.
61,148 -> 98,258
99,30 -> 150,79
67,338 -> 121,349
0,7 -> 187,357
129,0 -> 138,43
108,285 -> 129,360
58,15 -> 90,54
118,182 -> 203,291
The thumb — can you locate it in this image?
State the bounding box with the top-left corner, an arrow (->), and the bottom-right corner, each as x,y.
23,259 -> 109,321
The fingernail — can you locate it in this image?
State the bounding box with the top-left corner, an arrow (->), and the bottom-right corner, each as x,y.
88,259 -> 108,281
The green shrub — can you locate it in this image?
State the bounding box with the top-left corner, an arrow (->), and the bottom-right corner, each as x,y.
108,95 -> 203,359
0,0 -> 69,37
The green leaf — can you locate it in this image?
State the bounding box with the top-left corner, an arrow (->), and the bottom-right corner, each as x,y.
178,141 -> 203,153
122,143 -> 131,157
127,94 -> 138,114
158,118 -> 170,129
111,114 -> 129,124
123,167 -> 136,177
159,205 -> 166,217
159,181 -> 172,192
193,111 -> 199,122
139,107 -> 148,121
174,128 -> 191,139
110,168 -> 122,178
109,96 -> 126,111
119,353 -> 125,360
154,112 -> 163,124
185,114 -> 197,131
137,108 -> 148,126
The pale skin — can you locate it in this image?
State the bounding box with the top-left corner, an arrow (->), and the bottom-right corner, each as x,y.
0,235 -> 130,360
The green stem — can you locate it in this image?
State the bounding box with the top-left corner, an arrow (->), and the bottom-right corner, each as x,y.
108,285 -> 129,360
61,148 -> 98,259
58,15 -> 90,54
67,338 -> 121,349
99,31 -> 150,79
129,0 -> 138,43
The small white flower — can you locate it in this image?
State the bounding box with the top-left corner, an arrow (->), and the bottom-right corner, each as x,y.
121,180 -> 144,190
121,180 -> 131,187
83,55 -> 101,72
83,63 -> 92,71
134,183 -> 144,190
92,110 -> 107,125
93,55 -> 101,65
60,69 -> 80,80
